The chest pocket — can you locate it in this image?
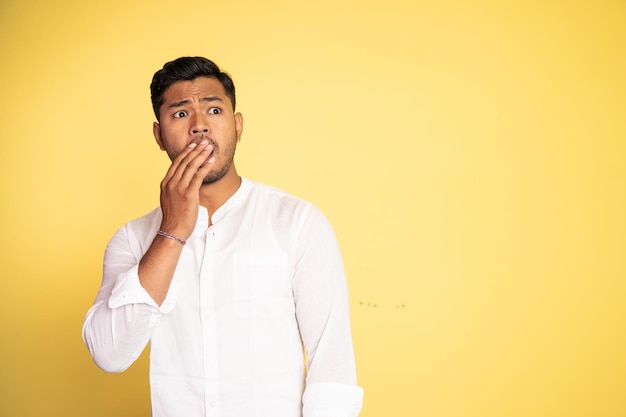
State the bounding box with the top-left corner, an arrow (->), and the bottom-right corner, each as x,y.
233,251 -> 291,317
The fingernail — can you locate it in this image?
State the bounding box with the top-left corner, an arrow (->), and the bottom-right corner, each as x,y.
187,142 -> 197,148
199,140 -> 208,145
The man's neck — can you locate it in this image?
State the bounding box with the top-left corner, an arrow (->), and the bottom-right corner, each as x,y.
199,170 -> 242,225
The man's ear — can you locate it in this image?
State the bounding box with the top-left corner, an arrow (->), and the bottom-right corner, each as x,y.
235,112 -> 244,143
153,122 -> 165,150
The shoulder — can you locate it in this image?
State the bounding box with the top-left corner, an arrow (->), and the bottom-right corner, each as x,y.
125,207 -> 162,232
243,178 -> 332,230
110,207 -> 162,243
245,178 -> 306,201
245,179 -> 315,213
104,207 -> 162,257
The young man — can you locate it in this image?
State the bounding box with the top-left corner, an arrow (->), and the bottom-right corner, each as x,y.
83,57 -> 363,417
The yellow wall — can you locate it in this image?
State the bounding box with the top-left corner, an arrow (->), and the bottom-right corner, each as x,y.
1,1 -> 625,416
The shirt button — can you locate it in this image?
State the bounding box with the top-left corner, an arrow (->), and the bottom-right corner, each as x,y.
209,401 -> 216,407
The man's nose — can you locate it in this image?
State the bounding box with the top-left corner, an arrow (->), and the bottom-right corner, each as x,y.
190,115 -> 210,135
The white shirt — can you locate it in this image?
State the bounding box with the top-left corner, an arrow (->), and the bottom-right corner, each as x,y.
83,178 -> 363,417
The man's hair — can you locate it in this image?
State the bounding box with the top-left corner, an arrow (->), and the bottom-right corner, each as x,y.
150,56 -> 236,121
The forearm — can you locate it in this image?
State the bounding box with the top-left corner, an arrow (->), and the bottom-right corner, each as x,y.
138,233 -> 185,306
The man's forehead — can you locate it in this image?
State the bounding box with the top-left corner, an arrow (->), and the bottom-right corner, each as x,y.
163,77 -> 227,102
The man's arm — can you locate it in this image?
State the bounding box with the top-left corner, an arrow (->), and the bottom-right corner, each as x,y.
293,206 -> 364,417
139,140 -> 214,305
82,140 -> 214,371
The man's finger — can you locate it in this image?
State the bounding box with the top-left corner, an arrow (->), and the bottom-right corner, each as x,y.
178,144 -> 214,185
164,141 -> 212,184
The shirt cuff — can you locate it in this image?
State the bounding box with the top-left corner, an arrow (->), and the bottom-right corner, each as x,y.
303,382 -> 364,417
108,265 -> 177,313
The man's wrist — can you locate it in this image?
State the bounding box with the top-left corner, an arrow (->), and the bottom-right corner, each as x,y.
156,230 -> 187,245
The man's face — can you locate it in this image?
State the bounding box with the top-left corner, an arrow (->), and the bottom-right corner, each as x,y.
153,76 -> 243,184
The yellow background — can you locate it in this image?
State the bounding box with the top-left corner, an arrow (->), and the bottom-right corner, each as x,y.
1,1 -> 625,416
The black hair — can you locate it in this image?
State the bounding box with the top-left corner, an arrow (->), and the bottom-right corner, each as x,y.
150,56 -> 236,121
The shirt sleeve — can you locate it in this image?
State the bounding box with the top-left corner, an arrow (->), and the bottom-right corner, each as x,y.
303,383 -> 364,417
82,221 -> 176,373
292,205 -> 364,416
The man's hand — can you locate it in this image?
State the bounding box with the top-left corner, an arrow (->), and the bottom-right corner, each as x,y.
159,139 -> 215,239
137,139 -> 214,306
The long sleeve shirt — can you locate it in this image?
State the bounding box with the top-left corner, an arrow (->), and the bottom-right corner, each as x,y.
82,178 -> 364,417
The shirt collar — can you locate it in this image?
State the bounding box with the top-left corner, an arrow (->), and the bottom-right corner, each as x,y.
195,177 -> 252,228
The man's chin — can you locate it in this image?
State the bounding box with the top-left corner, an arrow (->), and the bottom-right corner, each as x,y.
201,166 -> 230,185
201,175 -> 219,185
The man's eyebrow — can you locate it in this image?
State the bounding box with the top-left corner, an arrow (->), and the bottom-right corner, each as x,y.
167,96 -> 224,108
201,96 -> 224,104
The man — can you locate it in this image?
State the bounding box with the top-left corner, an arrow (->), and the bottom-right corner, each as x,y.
82,56 -> 363,417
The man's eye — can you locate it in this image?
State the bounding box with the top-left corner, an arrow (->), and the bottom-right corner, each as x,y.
174,110 -> 187,118
209,107 -> 221,115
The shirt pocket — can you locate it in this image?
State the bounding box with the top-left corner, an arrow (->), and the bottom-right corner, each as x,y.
233,251 -> 291,317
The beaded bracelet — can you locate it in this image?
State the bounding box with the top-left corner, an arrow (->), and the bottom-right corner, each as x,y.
156,230 -> 187,245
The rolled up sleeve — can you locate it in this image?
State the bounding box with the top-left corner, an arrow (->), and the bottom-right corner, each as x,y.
303,383 -> 364,417
82,219 -> 175,372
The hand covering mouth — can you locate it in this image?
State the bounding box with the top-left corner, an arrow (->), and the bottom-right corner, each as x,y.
190,135 -> 218,153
